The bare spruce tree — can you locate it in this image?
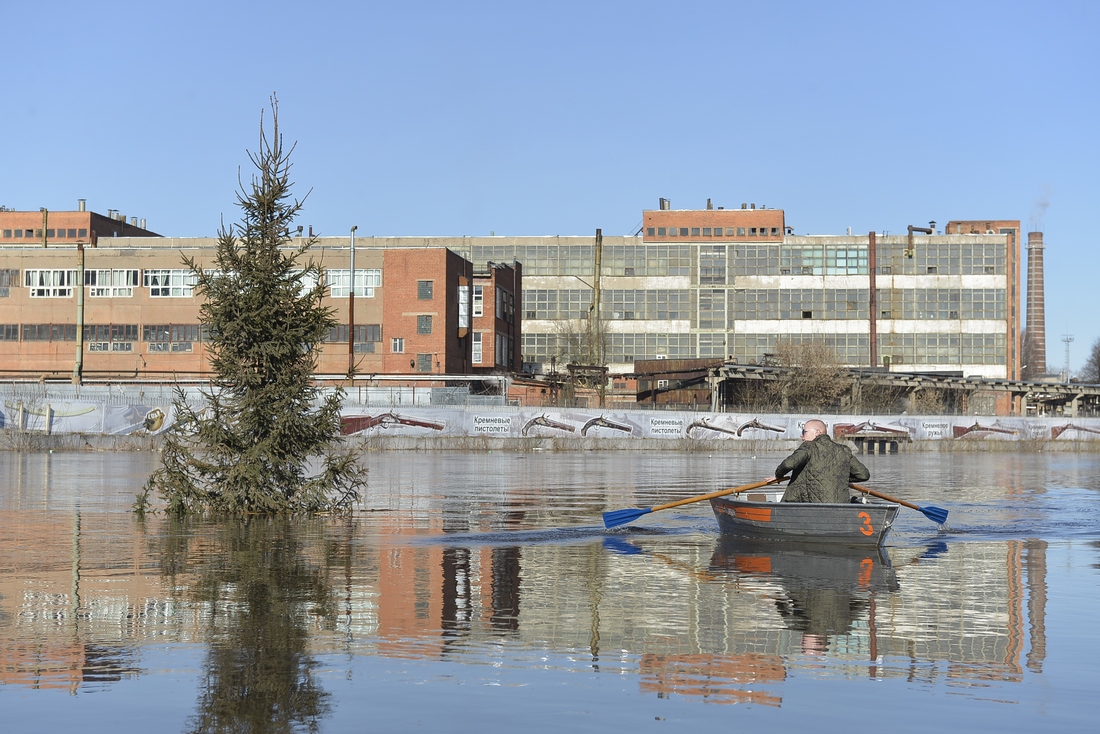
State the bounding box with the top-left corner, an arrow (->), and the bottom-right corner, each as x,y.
138,97 -> 365,515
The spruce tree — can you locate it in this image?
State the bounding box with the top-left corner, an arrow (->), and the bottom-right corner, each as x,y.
139,98 -> 365,514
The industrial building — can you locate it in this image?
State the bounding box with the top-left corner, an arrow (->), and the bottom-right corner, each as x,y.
1,199 -> 1025,388
0,205 -> 522,381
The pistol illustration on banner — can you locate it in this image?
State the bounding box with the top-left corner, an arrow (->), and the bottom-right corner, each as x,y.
341,412 -> 446,435
580,415 -> 634,436
521,415 -> 576,436
735,417 -> 786,437
686,417 -> 738,438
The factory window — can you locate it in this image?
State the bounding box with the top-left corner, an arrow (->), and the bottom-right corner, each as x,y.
327,268 -> 381,297
85,324 -> 138,352
927,266 -> 938,274
473,332 -> 483,364
417,315 -> 433,334
144,269 -> 197,297
657,227 -> 666,236
771,228 -> 780,235
691,227 -> 700,236
416,353 -> 433,372
736,227 -> 746,236
67,229 -> 76,238
54,229 -> 66,238
417,280 -> 433,300
0,269 -> 17,297
78,229 -> 87,238
749,228 -> 758,236
144,324 -> 201,353
646,227 -> 655,237
86,269 -> 139,297
679,228 -> 688,236
702,228 -> 711,236
667,227 -> 677,237
391,337 -> 404,353
1,229 -> 10,238
13,229 -> 22,238
35,229 -> 43,238
22,324 -> 77,341
0,324 -> 18,340
473,285 -> 484,317
802,310 -> 813,319
25,269 -> 78,297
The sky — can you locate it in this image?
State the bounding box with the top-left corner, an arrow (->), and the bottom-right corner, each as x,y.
3,1 -> 1098,371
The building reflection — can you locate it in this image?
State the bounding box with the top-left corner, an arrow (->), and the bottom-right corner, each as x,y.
0,504 -> 1052,706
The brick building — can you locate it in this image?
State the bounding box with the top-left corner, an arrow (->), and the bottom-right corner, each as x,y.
0,200 -> 160,245
0,216 -> 520,380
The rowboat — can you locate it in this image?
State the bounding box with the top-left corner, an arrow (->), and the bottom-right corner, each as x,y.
710,490 -> 900,546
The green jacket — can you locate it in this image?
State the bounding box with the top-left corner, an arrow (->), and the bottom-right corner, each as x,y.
776,434 -> 870,503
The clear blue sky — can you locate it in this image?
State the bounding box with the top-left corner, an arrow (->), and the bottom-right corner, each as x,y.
3,1 -> 1097,371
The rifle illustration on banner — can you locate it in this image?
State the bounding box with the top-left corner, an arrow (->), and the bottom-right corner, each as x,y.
953,422 -> 1019,438
1051,423 -> 1100,440
341,412 -> 446,435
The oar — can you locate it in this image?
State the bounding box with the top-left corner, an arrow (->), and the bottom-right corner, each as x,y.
849,483 -> 949,525
603,477 -> 781,529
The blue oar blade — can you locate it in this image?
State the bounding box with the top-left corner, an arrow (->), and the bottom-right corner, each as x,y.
602,507 -> 652,529
920,505 -> 949,525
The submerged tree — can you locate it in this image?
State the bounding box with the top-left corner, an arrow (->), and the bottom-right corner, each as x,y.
138,97 -> 365,515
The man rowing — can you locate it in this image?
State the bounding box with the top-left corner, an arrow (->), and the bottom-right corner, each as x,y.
776,419 -> 870,503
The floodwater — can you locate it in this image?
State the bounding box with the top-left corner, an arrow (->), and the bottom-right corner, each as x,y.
0,450 -> 1097,733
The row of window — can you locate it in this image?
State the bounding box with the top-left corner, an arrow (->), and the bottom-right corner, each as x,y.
646,226 -> 782,238
8,268 -> 394,299
1,228 -> 89,239
465,243 -> 1006,279
522,288 -> 1008,323
522,331 -> 1007,366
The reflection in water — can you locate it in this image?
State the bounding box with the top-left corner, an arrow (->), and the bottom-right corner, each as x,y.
153,518 -> 334,734
0,451 -> 1089,725
711,539 -> 899,653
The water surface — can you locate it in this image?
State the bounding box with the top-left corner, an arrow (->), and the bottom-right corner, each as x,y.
0,450 -> 1096,732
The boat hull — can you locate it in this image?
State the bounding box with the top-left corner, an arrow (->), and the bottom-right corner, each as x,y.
710,497 -> 900,546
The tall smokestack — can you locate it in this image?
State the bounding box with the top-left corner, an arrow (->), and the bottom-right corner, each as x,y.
1025,231 -> 1047,377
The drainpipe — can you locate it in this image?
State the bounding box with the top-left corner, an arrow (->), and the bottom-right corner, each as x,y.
869,232 -> 877,368
73,243 -> 84,384
348,225 -> 357,376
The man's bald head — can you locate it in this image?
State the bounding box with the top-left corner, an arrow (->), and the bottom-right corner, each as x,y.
801,419 -> 827,440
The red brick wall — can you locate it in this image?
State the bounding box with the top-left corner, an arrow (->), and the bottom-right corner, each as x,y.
643,208 -> 785,242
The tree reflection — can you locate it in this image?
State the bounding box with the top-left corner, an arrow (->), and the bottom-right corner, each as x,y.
156,517 -> 334,734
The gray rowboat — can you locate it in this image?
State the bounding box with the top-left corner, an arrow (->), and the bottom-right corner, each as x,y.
710,495 -> 900,546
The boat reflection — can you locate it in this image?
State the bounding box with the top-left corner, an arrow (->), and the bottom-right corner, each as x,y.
709,538 -> 899,650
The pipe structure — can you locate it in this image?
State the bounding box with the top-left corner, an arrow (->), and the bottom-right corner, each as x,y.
906,224 -> 933,258
73,243 -> 85,384
349,225 -> 357,376
868,232 -> 877,368
1026,232 -> 1046,377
